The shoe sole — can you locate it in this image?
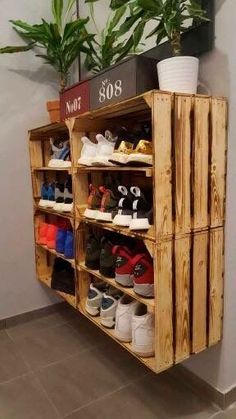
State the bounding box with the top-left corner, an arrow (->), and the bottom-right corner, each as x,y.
84,208 -> 99,219
114,330 -> 132,343
113,214 -> 132,227
131,344 -> 155,357
100,317 -> 115,329
54,203 -> 64,212
127,154 -> 153,166
62,203 -> 73,212
129,218 -> 151,231
96,212 -> 113,222
115,273 -> 133,287
133,283 -> 154,298
85,304 -> 100,317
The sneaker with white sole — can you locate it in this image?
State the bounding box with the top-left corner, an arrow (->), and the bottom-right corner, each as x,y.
132,253 -> 154,298
129,187 -> 152,231
115,296 -> 139,342
96,186 -> 118,223
131,304 -> 155,357
39,184 -> 49,208
126,140 -> 153,167
112,186 -> 133,227
48,138 -> 71,168
62,177 -> 73,212
85,282 -> 107,317
53,183 -> 65,212
100,287 -> 123,328
112,245 -> 134,287
78,136 -> 97,166
84,184 -> 103,219
91,132 -> 116,167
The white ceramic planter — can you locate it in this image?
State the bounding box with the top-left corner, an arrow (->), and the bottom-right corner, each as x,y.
157,56 -> 199,94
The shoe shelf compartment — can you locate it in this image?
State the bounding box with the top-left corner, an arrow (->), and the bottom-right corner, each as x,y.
35,207 -> 74,220
29,90 -> 227,375
35,244 -> 77,309
78,298 -> 156,372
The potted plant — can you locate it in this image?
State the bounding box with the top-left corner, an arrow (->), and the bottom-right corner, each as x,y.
0,0 -> 93,122
109,0 -> 209,94
84,2 -> 142,74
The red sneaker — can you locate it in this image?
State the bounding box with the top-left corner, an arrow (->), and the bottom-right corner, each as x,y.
38,223 -> 49,245
84,184 -> 102,220
132,253 -> 154,297
46,224 -> 58,249
112,245 -> 134,287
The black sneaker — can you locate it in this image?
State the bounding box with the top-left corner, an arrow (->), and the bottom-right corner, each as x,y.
99,237 -> 116,278
51,258 -> 75,295
129,187 -> 153,231
85,234 -> 101,270
112,186 -> 133,227
63,177 -> 73,212
54,183 -> 65,212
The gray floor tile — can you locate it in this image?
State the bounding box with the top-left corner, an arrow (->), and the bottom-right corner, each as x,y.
0,331 -> 29,383
36,341 -> 147,417
6,307 -> 76,340
0,374 -> 59,419
16,323 -> 98,370
66,373 -> 219,419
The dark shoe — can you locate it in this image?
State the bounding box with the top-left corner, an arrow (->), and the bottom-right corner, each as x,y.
129,187 -> 153,231
99,237 -> 116,278
51,258 -> 75,295
85,234 -> 101,270
112,186 -> 133,227
84,184 -> 103,219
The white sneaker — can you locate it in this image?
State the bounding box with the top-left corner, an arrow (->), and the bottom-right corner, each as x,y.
131,304 -> 155,357
48,139 -> 71,168
78,136 -> 97,166
100,287 -> 122,329
91,132 -> 116,166
85,283 -> 106,317
114,296 -> 139,342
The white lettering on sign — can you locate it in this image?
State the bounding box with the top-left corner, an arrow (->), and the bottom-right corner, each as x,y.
99,79 -> 122,103
66,96 -> 82,115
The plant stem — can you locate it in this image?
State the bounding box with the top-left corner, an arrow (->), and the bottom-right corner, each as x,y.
171,30 -> 181,56
60,76 -> 67,92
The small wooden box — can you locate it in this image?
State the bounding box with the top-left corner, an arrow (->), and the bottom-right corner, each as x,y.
89,55 -> 158,110
60,79 -> 90,120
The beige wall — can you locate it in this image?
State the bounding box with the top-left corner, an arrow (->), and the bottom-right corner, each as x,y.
0,0 -> 60,319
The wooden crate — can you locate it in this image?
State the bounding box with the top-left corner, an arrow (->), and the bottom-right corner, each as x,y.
28,90 -> 227,375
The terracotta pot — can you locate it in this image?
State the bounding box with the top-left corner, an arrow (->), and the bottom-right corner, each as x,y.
47,100 -> 60,123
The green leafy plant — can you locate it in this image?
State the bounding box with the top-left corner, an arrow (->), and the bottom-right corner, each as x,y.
84,1 -> 143,73
0,0 -> 94,90
101,0 -> 209,56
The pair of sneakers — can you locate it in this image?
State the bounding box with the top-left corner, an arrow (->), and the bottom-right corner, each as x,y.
51,258 -> 75,295
48,138 -> 71,168
85,235 -> 116,278
38,220 -> 74,259
115,297 -> 155,357
113,246 -> 154,297
85,282 -> 123,329
78,131 -> 116,167
113,186 -> 153,231
39,178 -> 73,213
84,184 -> 153,231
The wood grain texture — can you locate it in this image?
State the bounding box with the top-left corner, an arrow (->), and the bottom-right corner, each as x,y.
155,240 -> 174,371
174,95 -> 192,235
192,232 -> 208,353
175,236 -> 191,363
193,98 -> 210,230
209,228 -> 224,345
153,92 -> 173,239
29,140 -> 43,168
210,99 -> 227,227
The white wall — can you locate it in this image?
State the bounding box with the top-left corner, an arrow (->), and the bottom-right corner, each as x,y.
0,0 -> 60,319
81,0 -> 236,394
184,0 -> 236,394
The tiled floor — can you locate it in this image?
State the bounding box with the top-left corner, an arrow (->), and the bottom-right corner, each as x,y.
0,305 -> 235,419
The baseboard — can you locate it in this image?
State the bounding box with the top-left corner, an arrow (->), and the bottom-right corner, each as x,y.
0,302 -> 68,330
169,364 -> 236,410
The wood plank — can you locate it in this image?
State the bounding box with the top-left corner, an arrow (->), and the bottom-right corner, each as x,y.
192,232 -> 208,353
175,236 -> 191,363
29,140 -> 43,168
153,92 -> 173,238
209,228 -> 224,345
193,97 -> 210,230
174,95 -> 192,235
155,240 -> 174,371
210,98 -> 227,227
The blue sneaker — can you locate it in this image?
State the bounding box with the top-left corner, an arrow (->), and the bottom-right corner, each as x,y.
39,183 -> 49,207
56,228 -> 67,254
64,231 -> 74,259
47,183 -> 56,208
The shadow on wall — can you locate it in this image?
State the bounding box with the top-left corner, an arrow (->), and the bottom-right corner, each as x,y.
199,48 -> 230,98
8,66 -> 58,90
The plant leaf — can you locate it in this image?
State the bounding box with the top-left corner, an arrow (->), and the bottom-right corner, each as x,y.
0,44 -> 34,54
52,0 -> 63,32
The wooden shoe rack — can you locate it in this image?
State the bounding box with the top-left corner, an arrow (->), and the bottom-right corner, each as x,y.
29,90 -> 227,374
